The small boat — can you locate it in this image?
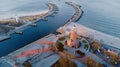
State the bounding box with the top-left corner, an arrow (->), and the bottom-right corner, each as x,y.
51,14 -> 55,17
15,31 -> 23,35
30,24 -> 37,27
43,18 -> 48,21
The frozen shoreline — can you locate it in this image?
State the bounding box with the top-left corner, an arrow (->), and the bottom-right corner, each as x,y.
0,10 -> 49,20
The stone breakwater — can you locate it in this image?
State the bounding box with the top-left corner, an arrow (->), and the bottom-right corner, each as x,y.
63,1 -> 83,26
57,1 -> 83,33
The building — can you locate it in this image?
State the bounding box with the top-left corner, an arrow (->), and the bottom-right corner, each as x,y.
15,15 -> 19,23
66,25 -> 79,48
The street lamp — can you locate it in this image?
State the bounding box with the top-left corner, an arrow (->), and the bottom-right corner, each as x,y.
115,62 -> 117,64
106,56 -> 109,59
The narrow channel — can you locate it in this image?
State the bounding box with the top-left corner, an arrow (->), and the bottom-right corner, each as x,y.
0,2 -> 75,57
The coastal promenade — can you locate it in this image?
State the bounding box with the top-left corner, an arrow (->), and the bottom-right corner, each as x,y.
0,3 -> 57,41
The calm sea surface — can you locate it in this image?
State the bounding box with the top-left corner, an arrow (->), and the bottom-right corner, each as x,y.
0,0 -> 75,56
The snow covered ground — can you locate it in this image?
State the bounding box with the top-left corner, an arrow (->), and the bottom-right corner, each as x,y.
0,34 -> 58,67
0,0 -> 49,19
0,10 -> 49,20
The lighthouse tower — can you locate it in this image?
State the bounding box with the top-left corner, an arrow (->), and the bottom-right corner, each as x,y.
15,15 -> 19,23
66,25 -> 79,48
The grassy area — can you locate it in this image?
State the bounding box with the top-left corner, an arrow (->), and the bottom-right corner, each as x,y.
85,56 -> 103,67
84,44 -> 88,50
58,37 -> 66,41
77,36 -> 81,40
90,41 -> 101,52
75,50 -> 85,57
56,41 -> 64,51
22,61 -> 32,67
52,57 -> 77,67
82,40 -> 87,43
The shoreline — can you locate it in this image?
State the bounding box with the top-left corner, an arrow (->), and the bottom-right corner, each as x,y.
57,2 -> 120,49
76,23 -> 120,49
0,3 -> 56,41
0,4 -> 53,24
0,2 -> 120,67
0,1 -> 83,58
0,10 -> 49,20
0,2 -> 83,66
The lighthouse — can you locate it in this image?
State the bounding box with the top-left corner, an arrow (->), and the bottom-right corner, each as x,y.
66,24 -> 79,48
15,15 -> 19,23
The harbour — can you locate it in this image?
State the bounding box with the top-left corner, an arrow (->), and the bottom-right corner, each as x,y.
0,0 -> 120,67
0,1 -> 75,56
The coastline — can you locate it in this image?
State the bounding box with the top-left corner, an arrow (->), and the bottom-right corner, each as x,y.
0,10 -> 49,20
0,1 -> 80,56
1,0 -> 83,59
0,3 -> 56,41
76,23 -> 120,49
0,3 -> 54,24
0,1 -> 120,67
56,2 -> 120,49
0,2 -> 82,66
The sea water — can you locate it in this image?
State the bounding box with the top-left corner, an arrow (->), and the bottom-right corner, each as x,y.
73,0 -> 120,37
0,0 -> 75,56
0,0 -> 120,56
